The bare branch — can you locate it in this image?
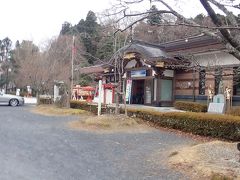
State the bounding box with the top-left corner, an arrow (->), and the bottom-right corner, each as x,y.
110,0 -> 240,60
153,22 -> 240,29
123,10 -> 173,17
114,15 -> 148,36
200,0 -> 240,51
123,0 -> 145,4
103,7 -> 129,17
208,0 -> 238,25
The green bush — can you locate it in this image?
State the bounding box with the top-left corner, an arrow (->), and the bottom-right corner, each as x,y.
70,100 -> 103,114
39,97 -> 52,104
174,101 -> 207,112
70,100 -> 89,109
127,109 -> 240,141
71,100 -> 240,141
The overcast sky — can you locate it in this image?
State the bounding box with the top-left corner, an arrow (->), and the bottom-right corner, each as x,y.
0,0 -> 210,46
0,0 -> 115,46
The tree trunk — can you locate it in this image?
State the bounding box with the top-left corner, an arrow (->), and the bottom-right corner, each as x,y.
115,84 -> 120,114
122,88 -> 127,116
199,0 -> 240,60
36,90 -> 40,105
65,89 -> 70,108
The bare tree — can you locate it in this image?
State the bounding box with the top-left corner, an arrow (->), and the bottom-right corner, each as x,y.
14,41 -> 45,100
13,35 -> 86,105
43,35 -> 86,106
107,0 -> 240,60
112,53 -> 126,115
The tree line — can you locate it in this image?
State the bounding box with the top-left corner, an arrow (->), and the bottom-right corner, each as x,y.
1,0 -> 239,96
0,10 -> 128,96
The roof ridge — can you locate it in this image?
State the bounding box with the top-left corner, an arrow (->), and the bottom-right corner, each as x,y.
132,39 -> 165,49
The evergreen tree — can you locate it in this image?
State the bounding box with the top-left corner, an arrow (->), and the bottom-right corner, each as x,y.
84,11 -> 98,35
75,11 -> 99,64
76,19 -> 85,33
59,10 -> 117,65
0,37 -> 16,90
193,14 -> 205,24
147,5 -> 162,25
60,22 -> 72,35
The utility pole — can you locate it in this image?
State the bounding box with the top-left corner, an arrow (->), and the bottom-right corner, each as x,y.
70,35 -> 75,99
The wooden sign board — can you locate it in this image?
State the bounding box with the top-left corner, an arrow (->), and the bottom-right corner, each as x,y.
124,53 -> 135,59
208,103 -> 225,114
156,61 -> 165,67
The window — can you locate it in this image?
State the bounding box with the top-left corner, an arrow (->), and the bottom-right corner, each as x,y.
154,78 -> 157,101
233,66 -> 240,95
145,79 -> 152,104
199,69 -> 206,95
214,68 -> 222,94
160,79 -> 172,101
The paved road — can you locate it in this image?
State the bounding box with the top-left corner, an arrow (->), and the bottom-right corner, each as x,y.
0,105 -> 198,180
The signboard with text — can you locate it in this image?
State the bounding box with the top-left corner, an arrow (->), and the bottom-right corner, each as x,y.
125,79 -> 132,103
131,70 -> 146,78
208,103 -> 225,114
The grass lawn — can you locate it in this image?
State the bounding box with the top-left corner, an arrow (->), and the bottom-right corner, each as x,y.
31,105 -> 89,116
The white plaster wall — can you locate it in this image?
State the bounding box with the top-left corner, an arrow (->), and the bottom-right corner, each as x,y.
105,89 -> 113,104
195,51 -> 240,67
125,60 -> 137,68
125,59 -> 150,69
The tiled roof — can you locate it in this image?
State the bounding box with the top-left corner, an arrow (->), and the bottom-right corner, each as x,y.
117,41 -> 171,60
78,65 -> 104,74
159,33 -> 224,53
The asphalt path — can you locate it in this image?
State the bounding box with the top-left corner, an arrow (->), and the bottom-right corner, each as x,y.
0,105 -> 198,180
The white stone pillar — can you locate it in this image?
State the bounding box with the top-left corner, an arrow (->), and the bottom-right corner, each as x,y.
54,85 -> 60,102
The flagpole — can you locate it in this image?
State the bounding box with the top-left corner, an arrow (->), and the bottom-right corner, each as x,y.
71,35 -> 75,100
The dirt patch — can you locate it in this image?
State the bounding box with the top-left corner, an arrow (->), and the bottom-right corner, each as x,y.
168,141 -> 240,179
68,114 -> 153,134
31,105 -> 89,116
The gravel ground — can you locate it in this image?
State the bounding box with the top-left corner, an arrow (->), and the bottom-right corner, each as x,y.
169,141 -> 240,179
0,105 -> 199,180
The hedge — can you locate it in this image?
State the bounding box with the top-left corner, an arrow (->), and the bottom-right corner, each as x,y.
70,100 -> 240,141
226,106 -> 240,116
70,100 -> 96,113
39,97 -> 52,104
127,108 -> 240,141
70,100 -> 116,114
174,101 -> 207,112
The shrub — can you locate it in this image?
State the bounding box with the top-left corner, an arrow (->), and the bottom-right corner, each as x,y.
20,92 -> 27,97
39,97 -> 52,104
70,100 -> 89,109
174,101 -> 207,112
8,91 -> 16,95
127,108 -> 240,141
70,100 -> 107,114
71,100 -> 240,141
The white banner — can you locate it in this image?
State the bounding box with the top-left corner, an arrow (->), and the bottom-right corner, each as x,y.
125,79 -> 132,103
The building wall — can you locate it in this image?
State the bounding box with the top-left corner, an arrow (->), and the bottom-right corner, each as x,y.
195,51 -> 240,67
175,67 -> 235,104
175,70 -> 199,96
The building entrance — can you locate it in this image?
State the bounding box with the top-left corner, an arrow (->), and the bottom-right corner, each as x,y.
131,80 -> 144,104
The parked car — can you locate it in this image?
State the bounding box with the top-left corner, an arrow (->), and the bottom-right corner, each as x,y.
0,92 -> 24,106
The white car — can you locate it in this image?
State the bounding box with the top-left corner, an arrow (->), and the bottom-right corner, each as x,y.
0,92 -> 24,106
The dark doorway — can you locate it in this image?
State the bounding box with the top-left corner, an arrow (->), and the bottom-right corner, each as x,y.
131,80 -> 144,104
